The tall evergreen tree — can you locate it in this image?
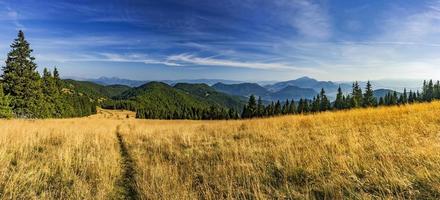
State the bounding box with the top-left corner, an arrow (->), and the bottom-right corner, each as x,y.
53,67 -> 63,88
334,86 -> 344,110
297,99 -> 305,113
408,90 -> 414,103
363,81 -> 376,107
319,88 -> 330,111
282,99 -> 289,114
311,95 -> 320,112
422,80 -> 434,102
400,88 -> 408,104
248,95 -> 257,117
434,81 -> 440,99
391,91 -> 398,105
1,30 -> 44,118
274,100 -> 282,115
351,81 -> 363,108
242,95 -> 257,118
288,99 -> 296,114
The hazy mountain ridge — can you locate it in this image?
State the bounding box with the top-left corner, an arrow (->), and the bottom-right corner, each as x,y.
81,77 -> 245,87
68,76 -> 411,103
212,82 -> 270,98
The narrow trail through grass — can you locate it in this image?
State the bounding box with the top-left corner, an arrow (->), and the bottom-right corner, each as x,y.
116,125 -> 139,200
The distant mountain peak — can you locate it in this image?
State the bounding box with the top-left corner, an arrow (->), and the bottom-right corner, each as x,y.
296,76 -> 315,81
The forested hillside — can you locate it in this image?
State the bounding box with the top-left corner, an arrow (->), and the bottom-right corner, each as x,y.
64,79 -> 131,99
212,82 -> 270,97
110,82 -> 240,119
174,83 -> 245,111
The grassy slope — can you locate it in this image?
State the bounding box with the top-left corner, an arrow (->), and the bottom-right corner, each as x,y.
1,103 -> 440,199
121,102 -> 440,199
0,116 -> 122,199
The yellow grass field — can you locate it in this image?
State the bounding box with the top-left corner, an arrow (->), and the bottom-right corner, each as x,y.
1,103 -> 440,199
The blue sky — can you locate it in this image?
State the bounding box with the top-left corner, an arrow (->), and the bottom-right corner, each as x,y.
0,0 -> 439,81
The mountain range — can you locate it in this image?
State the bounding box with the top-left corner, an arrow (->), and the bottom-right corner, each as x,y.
67,76 -> 412,105
212,82 -> 318,101
65,79 -> 246,113
79,76 -> 245,87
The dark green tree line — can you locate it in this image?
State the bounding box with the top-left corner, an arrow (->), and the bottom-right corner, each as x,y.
241,79 -> 440,119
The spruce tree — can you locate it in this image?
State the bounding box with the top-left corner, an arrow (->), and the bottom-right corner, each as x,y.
391,91 -> 398,105
334,86 -> 344,110
363,81 -> 376,107
435,81 -> 440,99
53,67 -> 63,88
351,81 -> 363,108
288,99 -> 296,114
311,95 -> 320,112
1,30 -> 44,118
408,90 -> 414,103
297,99 -> 304,113
268,102 -> 275,116
428,80 -> 434,101
274,100 -> 282,115
282,99 -> 289,114
319,88 -> 330,111
303,99 -> 310,113
247,95 -> 257,117
422,80 -> 434,102
401,88 -> 408,104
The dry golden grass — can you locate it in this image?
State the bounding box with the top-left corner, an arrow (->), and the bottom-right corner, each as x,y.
0,111 -> 124,199
2,103 -> 440,199
119,102 -> 440,199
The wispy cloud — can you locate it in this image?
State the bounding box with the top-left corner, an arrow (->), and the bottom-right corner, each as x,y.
166,53 -> 319,73
380,1 -> 440,42
272,0 -> 331,40
35,52 -> 181,67
99,53 -> 181,66
290,0 -> 331,40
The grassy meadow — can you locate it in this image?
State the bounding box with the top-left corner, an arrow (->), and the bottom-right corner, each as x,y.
1,103 -> 440,199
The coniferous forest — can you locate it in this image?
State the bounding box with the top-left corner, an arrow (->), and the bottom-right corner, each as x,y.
0,31 -> 96,119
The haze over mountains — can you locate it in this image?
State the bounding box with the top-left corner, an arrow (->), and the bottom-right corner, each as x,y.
73,76 -> 245,87
69,76 -> 421,102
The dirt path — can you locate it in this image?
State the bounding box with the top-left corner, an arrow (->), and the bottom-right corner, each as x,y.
115,125 -> 139,200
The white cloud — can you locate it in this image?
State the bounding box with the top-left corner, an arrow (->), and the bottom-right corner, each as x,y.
291,0 -> 331,39
99,53 -> 181,66
166,53 -> 320,74
35,52 -> 181,67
